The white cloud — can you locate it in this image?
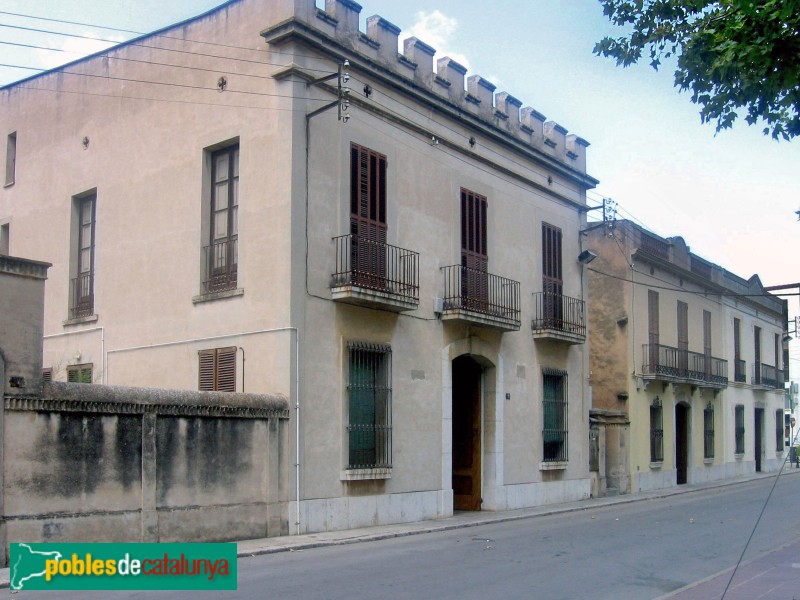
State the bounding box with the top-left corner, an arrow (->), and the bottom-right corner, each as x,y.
406,10 -> 471,73
35,34 -> 124,71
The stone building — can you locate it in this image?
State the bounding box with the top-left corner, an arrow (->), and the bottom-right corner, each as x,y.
1,0 -> 599,534
586,221 -> 788,495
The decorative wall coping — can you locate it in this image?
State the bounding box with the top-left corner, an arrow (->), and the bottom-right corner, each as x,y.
0,255 -> 51,280
5,382 -> 290,419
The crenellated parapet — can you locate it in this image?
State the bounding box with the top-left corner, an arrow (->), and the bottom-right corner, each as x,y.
264,0 -> 591,176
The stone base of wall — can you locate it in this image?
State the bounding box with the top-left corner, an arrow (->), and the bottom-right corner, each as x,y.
634,468 -> 675,493
486,479 -> 591,511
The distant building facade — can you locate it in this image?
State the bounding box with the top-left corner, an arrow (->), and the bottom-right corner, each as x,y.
1,0 -> 599,534
586,221 -> 788,495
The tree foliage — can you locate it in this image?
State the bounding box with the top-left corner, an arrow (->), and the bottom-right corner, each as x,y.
594,0 -> 800,140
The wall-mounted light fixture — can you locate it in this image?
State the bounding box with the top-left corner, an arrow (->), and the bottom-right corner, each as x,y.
578,249 -> 597,264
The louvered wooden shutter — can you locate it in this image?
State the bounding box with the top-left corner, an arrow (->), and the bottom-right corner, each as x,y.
460,189 -> 488,308
199,347 -> 236,392
216,346 -> 236,392
350,144 -> 387,287
199,349 -> 216,391
648,290 -> 659,369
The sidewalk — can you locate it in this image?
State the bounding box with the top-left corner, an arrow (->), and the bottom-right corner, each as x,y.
3,469 -> 799,590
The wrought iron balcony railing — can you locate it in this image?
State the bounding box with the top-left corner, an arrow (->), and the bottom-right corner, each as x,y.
202,238 -> 238,294
753,362 -> 784,389
70,272 -> 94,319
331,235 -> 419,311
532,292 -> 586,343
734,359 -> 747,383
642,343 -> 728,387
440,265 -> 520,330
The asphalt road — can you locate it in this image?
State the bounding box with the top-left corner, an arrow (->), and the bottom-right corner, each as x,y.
14,473 -> 800,600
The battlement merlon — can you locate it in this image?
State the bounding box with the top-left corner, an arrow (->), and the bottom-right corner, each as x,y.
262,0 -> 596,183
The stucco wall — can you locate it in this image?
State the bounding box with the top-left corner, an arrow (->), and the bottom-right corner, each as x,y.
1,382 -> 289,566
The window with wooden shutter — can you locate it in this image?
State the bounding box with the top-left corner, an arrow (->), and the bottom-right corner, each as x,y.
703,310 -> 712,378
754,326 -> 762,384
350,144 -> 387,289
42,368 -> 53,383
460,188 -> 488,310
647,290 -> 659,371
677,301 -> 688,373
198,347 -> 237,392
67,363 -> 93,383
542,223 -> 563,326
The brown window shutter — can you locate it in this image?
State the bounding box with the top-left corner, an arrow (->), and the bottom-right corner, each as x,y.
67,368 -> 78,383
42,368 -> 53,382
199,349 -> 216,391
216,347 -> 237,392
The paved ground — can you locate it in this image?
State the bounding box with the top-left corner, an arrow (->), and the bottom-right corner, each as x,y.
4,468 -> 800,596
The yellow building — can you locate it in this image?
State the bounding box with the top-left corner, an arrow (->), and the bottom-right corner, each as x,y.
587,221 -> 788,495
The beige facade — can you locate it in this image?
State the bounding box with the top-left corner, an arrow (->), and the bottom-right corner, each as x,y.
1,0 -> 599,534
587,221 -> 788,495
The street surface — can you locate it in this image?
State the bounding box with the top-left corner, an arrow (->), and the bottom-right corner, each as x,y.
14,472 -> 800,599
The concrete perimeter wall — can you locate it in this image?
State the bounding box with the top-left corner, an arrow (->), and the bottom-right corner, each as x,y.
1,381 -> 290,566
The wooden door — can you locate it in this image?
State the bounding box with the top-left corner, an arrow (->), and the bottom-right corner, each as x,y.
675,403 -> 688,485
452,356 -> 482,511
648,290 -> 660,371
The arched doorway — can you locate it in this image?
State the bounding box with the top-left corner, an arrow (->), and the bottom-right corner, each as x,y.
452,355 -> 483,510
675,403 -> 689,485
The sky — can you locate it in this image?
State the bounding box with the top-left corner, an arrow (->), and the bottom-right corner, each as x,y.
1,0 -> 798,375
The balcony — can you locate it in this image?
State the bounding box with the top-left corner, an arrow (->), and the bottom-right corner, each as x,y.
70,272 -> 94,319
753,362 -> 784,390
331,235 -> 419,312
642,344 -> 728,389
531,292 -> 586,344
202,239 -> 238,294
440,265 -> 520,332
734,359 -> 747,383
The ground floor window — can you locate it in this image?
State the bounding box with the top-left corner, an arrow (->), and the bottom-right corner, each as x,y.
198,346 -> 236,392
776,409 -> 785,452
650,397 -> 663,462
703,403 -> 715,459
542,369 -> 568,462
347,342 -> 392,469
735,404 -> 745,454
66,363 -> 93,383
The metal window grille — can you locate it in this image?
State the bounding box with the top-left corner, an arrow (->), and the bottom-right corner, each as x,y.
735,405 -> 745,454
703,405 -> 715,459
650,399 -> 663,462
66,363 -> 93,384
542,369 -> 568,462
347,342 -> 392,469
776,409 -> 785,452
42,368 -> 53,383
198,347 -> 236,392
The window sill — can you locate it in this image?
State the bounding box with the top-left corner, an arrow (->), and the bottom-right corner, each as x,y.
703,458 -> 714,465
4,181 -> 14,189
192,288 -> 244,304
341,468 -> 392,481
734,453 -> 744,460
540,461 -> 568,471
63,314 -> 98,327
649,461 -> 663,469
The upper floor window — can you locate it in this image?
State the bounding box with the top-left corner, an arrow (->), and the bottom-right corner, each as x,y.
198,346 -> 236,392
349,144 -> 387,287
70,193 -> 96,319
347,341 -> 392,470
460,188 -> 488,309
733,317 -> 745,382
5,131 -> 16,186
0,222 -> 9,255
202,145 -> 239,294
